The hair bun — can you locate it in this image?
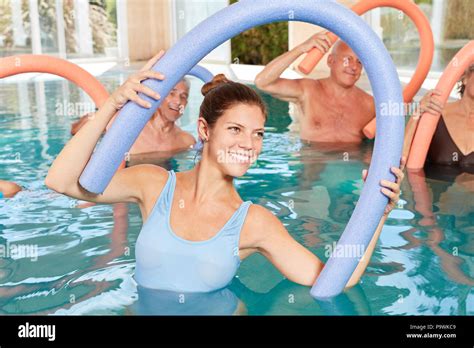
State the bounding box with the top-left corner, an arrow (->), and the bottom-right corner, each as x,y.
201,74 -> 230,96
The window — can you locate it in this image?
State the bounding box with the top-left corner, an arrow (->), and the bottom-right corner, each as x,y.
378,0 -> 473,72
0,0 -> 121,60
173,0 -> 230,64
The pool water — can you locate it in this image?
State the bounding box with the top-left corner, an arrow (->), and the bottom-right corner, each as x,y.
0,69 -> 473,315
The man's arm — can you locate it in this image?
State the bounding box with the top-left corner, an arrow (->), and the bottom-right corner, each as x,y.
255,32 -> 331,103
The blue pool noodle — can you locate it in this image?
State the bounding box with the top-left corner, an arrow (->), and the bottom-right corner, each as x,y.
187,65 -> 213,83
79,0 -> 404,298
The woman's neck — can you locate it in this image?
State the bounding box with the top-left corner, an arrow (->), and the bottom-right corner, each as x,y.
189,160 -> 236,204
460,94 -> 474,115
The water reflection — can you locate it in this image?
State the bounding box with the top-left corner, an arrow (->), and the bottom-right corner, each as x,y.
229,277 -> 371,316
1,74 -> 473,315
129,286 -> 241,316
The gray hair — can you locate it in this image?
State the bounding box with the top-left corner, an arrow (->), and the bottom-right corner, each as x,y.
181,77 -> 191,91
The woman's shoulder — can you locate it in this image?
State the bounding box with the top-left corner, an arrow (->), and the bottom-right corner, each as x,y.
129,164 -> 170,193
242,204 -> 285,242
443,100 -> 462,116
131,163 -> 169,178
130,164 -> 171,213
247,204 -> 278,222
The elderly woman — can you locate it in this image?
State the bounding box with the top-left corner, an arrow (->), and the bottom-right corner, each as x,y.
419,64 -> 474,173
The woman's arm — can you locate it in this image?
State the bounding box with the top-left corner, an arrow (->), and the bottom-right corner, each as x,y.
45,51 -> 167,204
345,214 -> 387,288
247,161 -> 404,288
345,161 -> 405,288
247,205 -> 324,286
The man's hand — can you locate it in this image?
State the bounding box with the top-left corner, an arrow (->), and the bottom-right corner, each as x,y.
299,31 -> 332,54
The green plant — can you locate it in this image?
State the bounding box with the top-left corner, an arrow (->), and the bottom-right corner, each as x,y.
105,0 -> 117,27
230,0 -> 288,65
89,0 -> 117,53
443,0 -> 474,40
0,0 -> 13,48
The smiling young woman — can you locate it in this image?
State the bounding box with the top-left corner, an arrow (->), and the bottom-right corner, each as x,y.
45,52 -> 403,294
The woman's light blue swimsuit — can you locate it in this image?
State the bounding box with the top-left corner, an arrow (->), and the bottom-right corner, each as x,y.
135,170 -> 252,293
131,286 -> 239,315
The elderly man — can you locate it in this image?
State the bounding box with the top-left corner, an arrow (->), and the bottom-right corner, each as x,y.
71,79 -> 195,160
255,32 -> 374,143
128,79 -> 195,155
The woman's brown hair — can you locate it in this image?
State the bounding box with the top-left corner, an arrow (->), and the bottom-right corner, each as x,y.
458,64 -> 474,97
199,74 -> 267,128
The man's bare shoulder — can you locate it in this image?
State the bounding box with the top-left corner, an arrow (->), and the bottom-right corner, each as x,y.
354,85 -> 372,100
354,86 -> 374,108
299,77 -> 323,89
297,78 -> 325,100
176,128 -> 196,147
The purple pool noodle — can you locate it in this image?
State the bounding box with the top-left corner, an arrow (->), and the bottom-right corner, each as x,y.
79,0 -> 404,298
